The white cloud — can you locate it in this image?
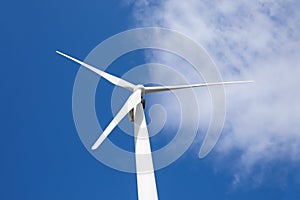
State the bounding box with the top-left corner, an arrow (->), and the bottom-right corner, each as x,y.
128,0 -> 300,186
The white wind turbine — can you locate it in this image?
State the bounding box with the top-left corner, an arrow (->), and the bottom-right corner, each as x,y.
56,50 -> 253,200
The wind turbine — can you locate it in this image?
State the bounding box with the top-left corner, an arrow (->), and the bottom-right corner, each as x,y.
56,50 -> 253,200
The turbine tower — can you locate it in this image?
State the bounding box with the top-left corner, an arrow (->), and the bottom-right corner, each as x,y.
56,51 -> 253,200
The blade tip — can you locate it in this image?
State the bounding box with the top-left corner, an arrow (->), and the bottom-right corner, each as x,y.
56,50 -> 63,54
91,145 -> 97,150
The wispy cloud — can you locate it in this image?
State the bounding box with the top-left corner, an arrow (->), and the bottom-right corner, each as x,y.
128,0 -> 300,186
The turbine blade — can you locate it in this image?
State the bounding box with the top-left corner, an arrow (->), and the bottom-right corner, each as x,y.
144,80 -> 254,94
91,90 -> 142,150
56,50 -> 136,91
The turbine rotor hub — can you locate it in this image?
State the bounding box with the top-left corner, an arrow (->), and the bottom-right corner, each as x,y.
134,84 -> 145,96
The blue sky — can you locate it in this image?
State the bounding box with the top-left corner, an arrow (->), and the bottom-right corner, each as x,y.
2,0 -> 300,199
